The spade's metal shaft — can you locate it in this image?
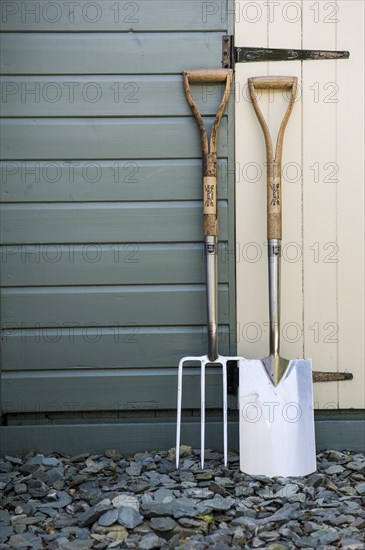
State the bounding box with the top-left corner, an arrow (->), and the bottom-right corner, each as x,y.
263,239 -> 290,385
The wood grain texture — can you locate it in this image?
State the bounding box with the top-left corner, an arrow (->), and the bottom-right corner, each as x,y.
0,33 -> 222,75
337,0 -> 365,409
1,244 -> 230,286
0,369 -> 227,412
0,202 -> 228,244
0,160 -> 229,203
0,1 -> 228,32
2,285 -> 230,327
0,418 -> 364,456
302,4 -> 339,409
0,118 -> 228,160
2,328 -> 232,372
0,76 -> 227,118
0,1 -> 238,419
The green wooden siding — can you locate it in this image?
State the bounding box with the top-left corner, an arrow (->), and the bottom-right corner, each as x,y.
0,1 -> 236,416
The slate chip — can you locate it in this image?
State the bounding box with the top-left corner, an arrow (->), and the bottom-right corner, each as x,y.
0,448 -> 364,549
117,506 -> 144,529
78,501 -> 111,527
150,516 -> 176,532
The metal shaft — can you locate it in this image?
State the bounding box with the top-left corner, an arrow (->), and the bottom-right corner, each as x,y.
205,235 -> 218,361
268,239 -> 281,357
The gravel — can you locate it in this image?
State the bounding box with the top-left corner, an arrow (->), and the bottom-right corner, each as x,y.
0,448 -> 364,549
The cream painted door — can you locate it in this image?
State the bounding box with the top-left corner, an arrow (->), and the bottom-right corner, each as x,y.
235,0 -> 364,408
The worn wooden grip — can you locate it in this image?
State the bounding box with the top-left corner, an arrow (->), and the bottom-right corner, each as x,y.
203,154 -> 218,236
248,76 -> 298,240
183,68 -> 231,83
249,76 -> 297,89
183,69 -> 233,237
268,169 -> 282,240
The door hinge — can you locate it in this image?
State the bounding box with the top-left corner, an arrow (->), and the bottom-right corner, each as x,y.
222,35 -> 349,69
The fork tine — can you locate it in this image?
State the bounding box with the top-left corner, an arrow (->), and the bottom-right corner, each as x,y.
201,360 -> 206,469
222,360 -> 228,467
176,358 -> 184,469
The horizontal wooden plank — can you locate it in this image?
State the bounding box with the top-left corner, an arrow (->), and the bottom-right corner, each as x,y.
0,76 -> 230,117
1,327 -> 232,371
0,202 -> 229,244
0,118 -> 228,160
0,244 -> 230,286
0,32 -> 222,74
1,285 -> 230,327
1,419 -> 364,456
0,368 -> 227,412
0,160 -> 229,202
0,1 -> 228,32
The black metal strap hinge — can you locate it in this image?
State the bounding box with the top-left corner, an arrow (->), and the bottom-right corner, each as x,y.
222,35 -> 350,69
227,364 -> 353,397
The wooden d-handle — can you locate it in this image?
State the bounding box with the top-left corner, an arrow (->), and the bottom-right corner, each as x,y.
249,76 -> 297,90
184,68 -> 231,83
183,69 -> 233,236
248,76 -> 298,240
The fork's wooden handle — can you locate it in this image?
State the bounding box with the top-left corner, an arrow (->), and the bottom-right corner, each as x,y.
184,68 -> 231,83
248,76 -> 298,240
183,69 -> 233,236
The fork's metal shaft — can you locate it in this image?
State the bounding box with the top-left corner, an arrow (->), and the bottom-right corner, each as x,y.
205,236 -> 218,362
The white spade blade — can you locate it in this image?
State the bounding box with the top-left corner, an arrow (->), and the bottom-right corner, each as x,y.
239,359 -> 316,477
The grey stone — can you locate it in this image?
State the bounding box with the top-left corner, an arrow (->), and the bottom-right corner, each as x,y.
141,502 -> 172,518
324,465 -> 345,475
14,483 -> 28,495
196,471 -> 213,481
117,506 -> 144,529
184,487 -> 214,499
27,479 -> 48,498
171,497 -> 198,519
58,540 -> 94,550
10,515 -> 39,526
150,516 -> 176,532
178,517 -> 202,528
201,495 -> 235,511
78,501 -> 111,527
126,462 -> 142,477
346,461 -> 365,471
112,494 -> 139,511
105,449 -> 123,461
261,506 -> 302,525
8,532 -> 43,549
355,482 -> 365,495
0,526 -> 13,545
38,491 -> 72,509
340,539 -> 365,550
139,533 -> 162,550
179,446 -> 193,458
307,473 -> 326,487
275,484 -> 299,498
4,456 -> 22,466
0,511 -> 10,526
98,508 -> 119,526
260,531 -> 280,542
152,489 -> 175,503
231,516 -> 259,531
42,457 -> 60,467
181,459 -> 195,470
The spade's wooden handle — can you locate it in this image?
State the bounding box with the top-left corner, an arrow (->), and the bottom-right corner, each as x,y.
248,76 -> 298,240
183,69 -> 233,236
249,76 -> 297,89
